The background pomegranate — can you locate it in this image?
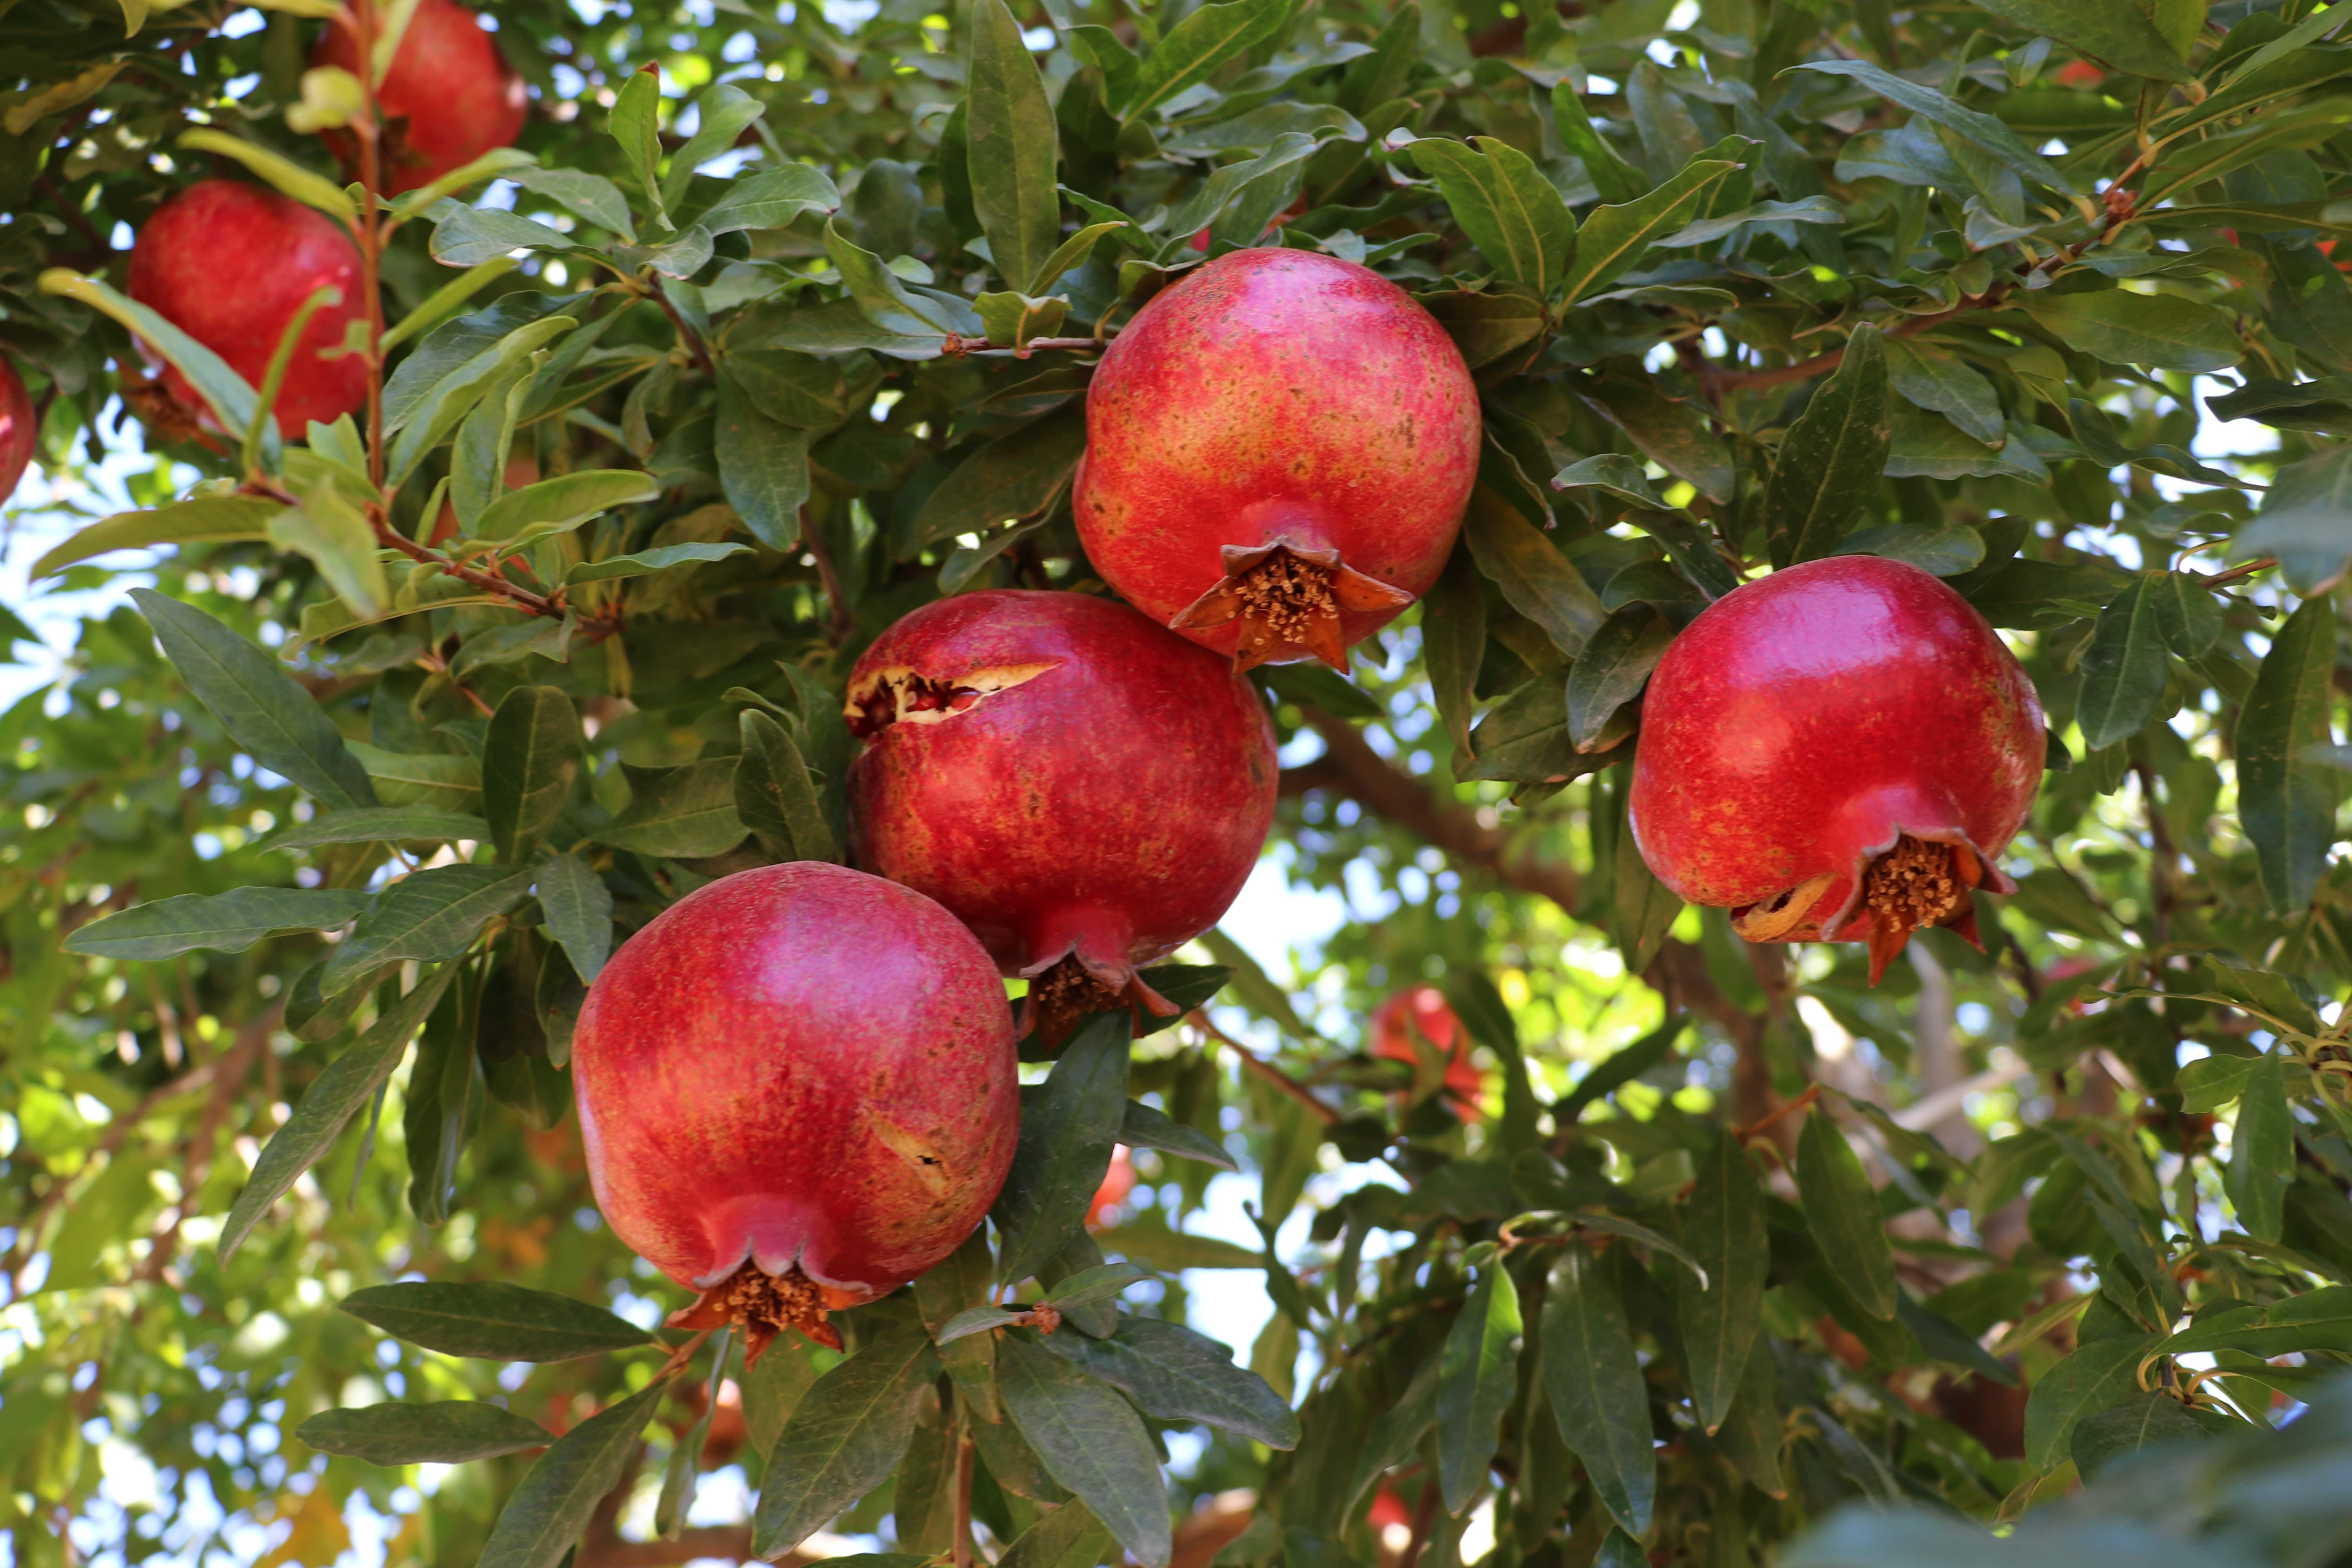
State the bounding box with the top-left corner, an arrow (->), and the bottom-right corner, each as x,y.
127,180 -> 369,438
847,590 -> 1278,1042
0,356 -> 34,500
1084,1145 -> 1136,1229
1370,986 -> 1483,1118
1629,555 -> 2045,983
572,861 -> 1018,1358
312,0 -> 528,194
1073,247 -> 1480,670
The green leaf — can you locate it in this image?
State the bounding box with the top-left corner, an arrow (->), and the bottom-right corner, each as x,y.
735,709 -> 839,864
996,1334 -> 1174,1568
1408,137 -> 1576,298
916,410 -> 1094,547
1552,81 -> 1647,204
1884,339 -> 2005,446
824,220 -> 959,341
131,589 -> 378,809
2234,445 -> 2352,595
1422,545 -> 1487,760
594,760 -> 747,859
656,1329 -> 731,1540
505,166 -> 636,240
2226,1052 -> 2294,1244
2020,289 -> 2242,374
479,1380 -> 668,1568
38,270 -> 278,466
1091,1226 -> 1267,1271
324,864 -> 537,996
723,349 -> 849,429
2150,571 -> 2224,657
662,83 -> 766,212
1790,60 -> 2077,194
608,66 -> 667,230
1119,1099 -> 1237,1171
1558,1015 -> 1686,1121
967,0 -> 1061,292
1564,603 -> 1674,752
1559,156 -> 1742,302
564,542 -> 750,584
1035,1312 -> 1299,1448
1967,0 -> 2192,80
294,1400 -> 552,1465
427,205 -> 581,268
2070,1391 -> 2205,1481
1833,524 -> 1986,577
349,743 -> 485,813
2236,597 -> 2342,913
396,976 -> 474,1221
752,1329 -> 942,1557
338,1280 -> 653,1360
63,887 -> 369,961
2077,573 -> 2171,751
535,853 -> 613,984
177,127 -> 355,220
998,1499 -> 1114,1568
993,1013 -> 1132,1285
260,808 -> 489,852
1797,1110 -> 1898,1320
2021,1333 -> 2160,1472
33,496 -> 278,577
1124,0 -> 1294,125
1041,1261 -> 1151,1312
220,961 -> 463,1260
1764,324 -> 1891,567
715,370 -> 815,553
475,471 -> 660,546
1462,492 -> 1606,658
1679,1128 -> 1768,1434
1541,1244 -> 1654,1539
268,481 -> 387,621
386,316 -> 578,485
481,687 -> 583,864
694,164 -> 841,236
1437,1266 -> 1523,1514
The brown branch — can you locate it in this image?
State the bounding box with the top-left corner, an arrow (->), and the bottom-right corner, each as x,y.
1396,1481 -> 1443,1568
577,1526 -> 812,1568
1704,301 -> 1980,392
798,504 -> 856,644
951,1421 -> 975,1568
651,284 -> 717,380
1187,1010 -> 1343,1126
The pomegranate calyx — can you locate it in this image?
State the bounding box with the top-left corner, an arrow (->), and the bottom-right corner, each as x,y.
1857,835 -> 1995,984
845,661 -> 1059,739
1020,953 -> 1178,1049
1169,541 -> 1414,672
666,1260 -> 846,1364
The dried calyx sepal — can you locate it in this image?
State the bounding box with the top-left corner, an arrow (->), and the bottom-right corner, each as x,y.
666,1259 -> 852,1363
1731,833 -> 1991,984
1021,952 -> 1178,1050
1170,541 -> 1414,671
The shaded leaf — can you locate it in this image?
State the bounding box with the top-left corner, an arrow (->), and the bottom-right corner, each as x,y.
64,887 -> 369,961
339,1281 -> 654,1360
993,1013 -> 1132,1285
751,1330 -> 943,1557
997,1334 -> 1173,1568
296,1401 -> 552,1466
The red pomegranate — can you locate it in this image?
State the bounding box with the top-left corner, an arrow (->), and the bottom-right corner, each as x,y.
846,590 -> 1278,1042
0,356 -> 34,500
572,862 -> 1018,1359
1630,556 -> 2045,983
312,0 -> 528,195
1073,247 -> 1481,670
127,181 -> 369,439
1085,1145 -> 1136,1229
1370,986 -> 1483,1118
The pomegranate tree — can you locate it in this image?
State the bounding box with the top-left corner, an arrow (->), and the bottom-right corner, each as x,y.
846,589 -> 1277,1042
1073,247 -> 1480,670
312,0 -> 528,195
0,356 -> 33,500
571,862 -> 1017,1359
1629,556 -> 2045,983
127,180 -> 369,439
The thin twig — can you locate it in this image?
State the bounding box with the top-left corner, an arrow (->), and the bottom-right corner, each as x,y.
1396,1482 -> 1442,1568
1736,1083 -> 1820,1146
798,505 -> 857,644
651,284 -> 717,379
1186,1009 -> 1342,1126
951,1419 -> 975,1568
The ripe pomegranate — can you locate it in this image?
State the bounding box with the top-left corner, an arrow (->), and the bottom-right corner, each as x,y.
127,181 -> 369,439
1073,247 -> 1480,670
846,590 -> 1278,1043
572,862 -> 1018,1359
1370,986 -> 1483,1118
1084,1145 -> 1136,1229
0,356 -> 34,501
312,0 -> 528,195
1630,556 -> 2045,983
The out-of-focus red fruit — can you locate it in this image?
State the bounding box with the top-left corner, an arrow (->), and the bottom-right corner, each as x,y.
1368,1484 -> 1412,1534
847,590 -> 1278,1043
1085,1145 -> 1136,1229
0,356 -> 34,500
1073,248 -> 1480,670
573,862 -> 1018,1359
312,0 -> 528,195
1629,556 -> 2044,984
1370,986 -> 1483,1118
127,180 -> 369,439
2053,59 -> 2107,87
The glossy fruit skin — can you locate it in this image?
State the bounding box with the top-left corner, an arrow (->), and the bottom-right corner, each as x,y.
1084,1145 -> 1135,1229
847,589 -> 1278,986
572,862 -> 1018,1301
127,181 -> 369,438
1371,986 -> 1482,1117
1629,555 -> 2045,942
1073,247 -> 1481,661
0,356 -> 35,501
312,0 -> 527,195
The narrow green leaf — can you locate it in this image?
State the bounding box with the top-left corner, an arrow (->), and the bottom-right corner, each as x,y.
33,496 -> 278,577
1833,524 -> 1985,577
348,743 -> 484,813
1967,0 -> 2191,80
2150,571 -> 2223,657
295,1400 -> 552,1465
608,66 -> 667,230
1564,603 -> 1674,752
1118,1099 -> 1237,1171
2077,574 -> 2170,750
1559,157 -> 1741,302
131,589 -> 378,809
564,542 -> 750,584
64,887 -> 369,961
715,369 -> 815,553
2071,1391 -> 2206,1481
998,1498 -> 1113,1568
1423,545 -> 1486,760
268,480 -> 387,621
2020,1333 -> 2160,1472
1764,324 -> 1891,567
338,1280 -> 654,1360
1462,492 -> 1606,658
1797,1111 -> 1899,1321
261,808 -> 488,852
2020,289 -> 2242,375
1409,137 -> 1576,298
662,83 -> 765,211
479,1380 -> 668,1568
694,163 -> 841,236
1791,60 -> 2077,194
324,863 -> 537,996
1884,339 -> 2004,446
751,1330 -> 942,1557
535,853 -> 613,984
39,270 -> 278,465
483,686 -> 584,864
735,709 -> 839,864
993,1013 -> 1133,1285
1124,0 -> 1294,125
967,0 -> 1061,292
1552,82 -> 1646,203
475,471 -> 659,546
2226,1052 -> 2294,1244
1541,1244 -> 1654,1539
1437,1267 -> 1523,1514
1035,1312 -> 1299,1448
996,1334 -> 1174,1568
2236,597 -> 2342,912
1679,1129 -> 1768,1434
914,410 -> 1089,547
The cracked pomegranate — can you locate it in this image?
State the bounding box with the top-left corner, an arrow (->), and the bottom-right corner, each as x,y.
312,0 -> 528,195
1629,555 -> 2045,984
572,862 -> 1017,1360
127,181 -> 370,439
1073,247 -> 1480,670
0,356 -> 33,501
846,590 -> 1278,1042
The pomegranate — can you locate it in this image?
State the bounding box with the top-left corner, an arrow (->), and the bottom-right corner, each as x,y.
1370,986 -> 1483,1118
1630,556 -> 2044,983
846,590 -> 1277,1043
127,181 -> 369,439
1084,1145 -> 1136,1229
572,862 -> 1018,1359
1073,247 -> 1480,670
312,0 -> 528,195
0,356 -> 34,501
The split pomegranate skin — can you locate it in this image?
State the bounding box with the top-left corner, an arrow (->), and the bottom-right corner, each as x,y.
573,862 -> 1018,1357
312,0 -> 528,195
0,356 -> 34,500
846,590 -> 1277,1040
127,180 -> 370,439
1629,556 -> 2045,982
1073,247 -> 1480,670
